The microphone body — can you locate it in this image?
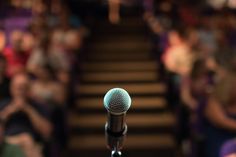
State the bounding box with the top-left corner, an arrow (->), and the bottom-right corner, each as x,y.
105,113 -> 127,150
107,113 -> 126,133
104,88 -> 131,152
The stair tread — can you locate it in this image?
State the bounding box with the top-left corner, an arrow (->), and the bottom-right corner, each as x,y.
81,71 -> 158,82
98,19 -> 145,28
77,83 -> 166,95
91,41 -> 150,48
81,61 -> 158,72
76,97 -> 167,110
69,134 -> 175,150
91,45 -> 149,51
87,52 -> 150,61
92,35 -> 148,42
68,113 -> 175,128
90,39 -> 150,51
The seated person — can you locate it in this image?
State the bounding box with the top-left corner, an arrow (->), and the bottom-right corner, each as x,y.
0,73 -> 52,157
27,33 -> 69,84
220,139 -> 236,157
163,28 -> 195,77
30,63 -> 66,106
3,31 -> 29,77
0,119 -> 26,157
204,48 -> 236,157
30,63 -> 67,151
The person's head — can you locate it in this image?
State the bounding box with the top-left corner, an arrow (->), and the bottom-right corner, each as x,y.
0,54 -> 7,76
50,29 -> 65,48
21,32 -> 35,52
10,73 -> 30,99
11,0 -> 24,8
10,30 -> 23,52
0,119 -> 5,144
32,0 -> 47,15
50,0 -> 63,14
64,29 -> 83,51
168,27 -> 187,46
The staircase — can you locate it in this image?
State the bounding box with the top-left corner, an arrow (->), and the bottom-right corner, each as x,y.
68,17 -> 176,157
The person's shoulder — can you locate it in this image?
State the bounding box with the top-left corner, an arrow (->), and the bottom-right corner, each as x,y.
4,142 -> 26,157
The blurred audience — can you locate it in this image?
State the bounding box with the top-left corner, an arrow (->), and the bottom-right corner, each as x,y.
2,0 -> 236,157
146,1 -> 236,157
0,0 -> 86,157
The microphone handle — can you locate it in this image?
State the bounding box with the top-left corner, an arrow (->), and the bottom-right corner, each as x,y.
105,123 -> 127,150
107,113 -> 126,133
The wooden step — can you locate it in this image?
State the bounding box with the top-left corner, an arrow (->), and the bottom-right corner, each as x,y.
81,61 -> 158,72
96,23 -> 144,29
91,42 -> 150,51
94,26 -> 145,34
69,134 -> 175,150
77,83 -> 166,95
87,52 -> 150,61
98,18 -> 145,28
68,113 -> 175,129
81,71 -> 158,82
92,41 -> 150,48
76,97 -> 167,110
92,35 -> 148,43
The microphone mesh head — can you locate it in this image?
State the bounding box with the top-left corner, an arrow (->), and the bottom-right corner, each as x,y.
104,88 -> 131,115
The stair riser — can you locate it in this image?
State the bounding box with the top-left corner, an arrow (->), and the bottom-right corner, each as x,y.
90,47 -> 150,52
94,29 -> 146,34
91,36 -> 148,42
80,72 -> 158,83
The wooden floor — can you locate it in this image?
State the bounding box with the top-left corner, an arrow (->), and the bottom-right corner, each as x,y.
68,16 -> 177,157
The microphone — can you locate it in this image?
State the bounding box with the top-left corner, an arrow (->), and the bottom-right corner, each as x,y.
104,88 -> 131,154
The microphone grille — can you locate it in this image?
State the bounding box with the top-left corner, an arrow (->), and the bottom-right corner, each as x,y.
104,88 -> 131,115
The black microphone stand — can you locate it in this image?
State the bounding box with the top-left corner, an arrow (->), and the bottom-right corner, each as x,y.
105,124 -> 127,157
111,149 -> 122,157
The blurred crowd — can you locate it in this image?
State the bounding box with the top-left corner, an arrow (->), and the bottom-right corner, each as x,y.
144,0 -> 236,157
0,0 -> 87,157
1,0 -> 236,157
